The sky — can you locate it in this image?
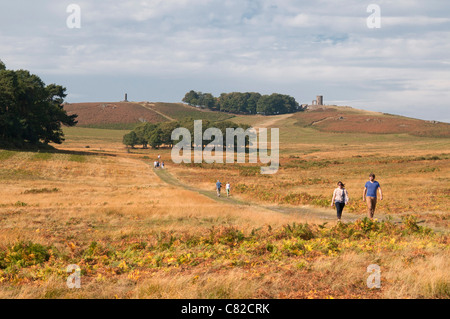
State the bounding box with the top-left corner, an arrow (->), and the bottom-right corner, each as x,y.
1,0 -> 449,122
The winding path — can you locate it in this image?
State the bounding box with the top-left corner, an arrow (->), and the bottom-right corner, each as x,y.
150,166 -> 449,234
257,113 -> 295,128
135,102 -> 176,121
152,166 -> 369,223
153,169 -> 449,233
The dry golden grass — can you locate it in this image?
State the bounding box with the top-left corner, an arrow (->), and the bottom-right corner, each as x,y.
0,123 -> 448,299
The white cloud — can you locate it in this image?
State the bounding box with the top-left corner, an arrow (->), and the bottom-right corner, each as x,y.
0,0 -> 449,122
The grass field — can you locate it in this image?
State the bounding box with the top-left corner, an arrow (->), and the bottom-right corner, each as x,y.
0,109 -> 449,299
166,114 -> 450,229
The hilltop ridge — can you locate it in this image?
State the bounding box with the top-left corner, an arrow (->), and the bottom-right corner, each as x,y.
64,101 -> 450,138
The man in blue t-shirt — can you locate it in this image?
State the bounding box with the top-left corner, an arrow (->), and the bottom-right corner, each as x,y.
363,173 -> 383,219
216,180 -> 222,197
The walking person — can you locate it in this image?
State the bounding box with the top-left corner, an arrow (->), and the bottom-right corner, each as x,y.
226,182 -> 231,197
331,181 -> 349,223
363,173 -> 383,219
216,180 -> 222,197
161,162 -> 165,169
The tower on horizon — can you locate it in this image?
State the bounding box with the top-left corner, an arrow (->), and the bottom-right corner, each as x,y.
316,95 -> 323,105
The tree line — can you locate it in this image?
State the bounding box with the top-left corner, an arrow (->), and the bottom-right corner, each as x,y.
182,90 -> 304,115
0,60 -> 77,147
123,119 -> 252,149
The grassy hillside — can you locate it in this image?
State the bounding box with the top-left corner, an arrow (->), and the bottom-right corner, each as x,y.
65,101 -> 449,139
64,102 -> 168,129
148,102 -> 235,122
293,106 -> 450,138
64,102 -> 236,130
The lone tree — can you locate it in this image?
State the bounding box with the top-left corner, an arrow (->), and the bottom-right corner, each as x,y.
0,60 -> 77,147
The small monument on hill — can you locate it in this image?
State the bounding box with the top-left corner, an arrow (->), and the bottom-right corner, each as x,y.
312,95 -> 323,106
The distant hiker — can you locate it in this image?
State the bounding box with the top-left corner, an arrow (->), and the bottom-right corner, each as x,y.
158,154 -> 161,161
226,182 -> 231,197
216,180 -> 222,197
363,173 -> 383,219
331,181 -> 349,222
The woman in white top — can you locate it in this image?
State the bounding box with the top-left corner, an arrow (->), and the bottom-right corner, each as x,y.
331,181 -> 349,222
226,182 -> 231,197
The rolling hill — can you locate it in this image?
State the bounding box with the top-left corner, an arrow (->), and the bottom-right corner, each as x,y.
64,102 -> 235,129
146,102 -> 235,122
64,101 -> 450,138
293,105 -> 450,138
63,102 -> 168,129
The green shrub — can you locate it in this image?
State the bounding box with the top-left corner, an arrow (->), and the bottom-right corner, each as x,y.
219,227 -> 245,245
402,215 -> 432,234
0,241 -> 50,268
280,223 -> 315,240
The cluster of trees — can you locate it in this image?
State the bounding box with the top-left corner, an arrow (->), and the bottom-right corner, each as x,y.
218,92 -> 261,114
182,90 -> 303,115
0,60 -> 77,147
123,120 -> 251,149
182,91 -> 218,110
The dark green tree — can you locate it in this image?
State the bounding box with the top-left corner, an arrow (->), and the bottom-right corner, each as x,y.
200,93 -> 217,109
0,61 -> 77,147
134,122 -> 158,148
256,93 -> 300,115
158,121 -> 180,147
122,131 -> 138,148
182,90 -> 200,106
148,128 -> 163,149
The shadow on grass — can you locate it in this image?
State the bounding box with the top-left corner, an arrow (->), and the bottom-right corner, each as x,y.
0,144 -> 117,158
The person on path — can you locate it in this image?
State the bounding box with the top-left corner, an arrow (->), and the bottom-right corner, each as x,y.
331,181 -> 349,223
216,180 -> 222,197
226,182 -> 231,197
363,173 -> 383,219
